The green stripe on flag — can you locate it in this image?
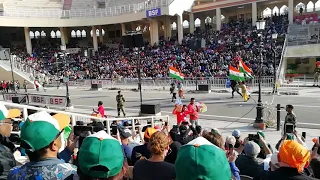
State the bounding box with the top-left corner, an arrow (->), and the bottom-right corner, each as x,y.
170,73 -> 184,81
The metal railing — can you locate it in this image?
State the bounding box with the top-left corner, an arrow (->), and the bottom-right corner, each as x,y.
1,0 -> 174,18
0,101 -> 169,135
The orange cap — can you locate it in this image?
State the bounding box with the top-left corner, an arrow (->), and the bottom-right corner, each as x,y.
144,128 -> 157,139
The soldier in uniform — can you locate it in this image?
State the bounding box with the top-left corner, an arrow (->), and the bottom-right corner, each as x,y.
116,91 -> 126,117
313,65 -> 320,86
284,104 -> 296,135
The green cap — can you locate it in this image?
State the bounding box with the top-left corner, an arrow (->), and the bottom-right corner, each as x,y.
20,111 -> 70,151
175,137 -> 231,180
78,130 -> 124,178
0,103 -> 21,121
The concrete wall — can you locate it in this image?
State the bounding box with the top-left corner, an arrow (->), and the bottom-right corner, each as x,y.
285,44 -> 320,58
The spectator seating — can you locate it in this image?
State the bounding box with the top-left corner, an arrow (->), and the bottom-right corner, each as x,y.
294,13 -> 320,25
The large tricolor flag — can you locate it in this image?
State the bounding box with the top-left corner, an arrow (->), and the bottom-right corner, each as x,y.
239,59 -> 254,79
229,66 -> 245,81
169,66 -> 184,81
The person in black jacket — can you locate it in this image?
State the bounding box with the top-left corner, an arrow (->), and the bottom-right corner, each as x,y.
169,123 -> 199,145
230,80 -> 242,98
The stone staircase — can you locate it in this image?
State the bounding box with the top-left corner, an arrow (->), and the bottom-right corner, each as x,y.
0,56 -> 38,89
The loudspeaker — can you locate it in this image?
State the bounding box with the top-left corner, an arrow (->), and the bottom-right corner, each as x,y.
198,84 -> 211,92
122,34 -> 144,48
141,104 -> 161,115
12,96 -> 26,104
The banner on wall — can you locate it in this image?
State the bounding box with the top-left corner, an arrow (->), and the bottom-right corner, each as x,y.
146,8 -> 161,18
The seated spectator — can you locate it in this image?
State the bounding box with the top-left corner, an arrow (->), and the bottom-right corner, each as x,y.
202,130 -> 224,149
76,130 -> 127,180
131,127 -> 157,165
119,127 -> 133,165
0,104 -> 21,179
235,140 -> 264,178
133,131 -> 175,180
175,137 -> 231,180
164,141 -> 182,164
232,129 -> 242,148
254,140 -> 317,180
310,158 -> 320,179
257,131 -> 273,159
8,111 -> 77,179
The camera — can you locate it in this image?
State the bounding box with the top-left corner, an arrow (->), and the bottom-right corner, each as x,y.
285,123 -> 295,134
248,134 -> 259,142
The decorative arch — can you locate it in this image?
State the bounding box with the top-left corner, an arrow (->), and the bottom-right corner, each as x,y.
205,16 -> 212,24
272,6 -> 280,15
143,26 -> 148,32
50,30 -> 56,38
221,15 -> 225,21
195,18 -> 201,27
280,5 -> 289,15
40,31 -> 46,38
263,7 -> 272,17
81,30 -> 87,37
76,30 -> 81,37
295,2 -> 305,13
29,31 -> 35,39
56,30 -> 61,38
316,0 -> 320,11
306,1 -> 314,12
136,26 -> 141,31
183,20 -> 189,28
71,30 -> 76,38
172,22 -> 177,30
101,29 -> 105,36
34,31 -> 40,39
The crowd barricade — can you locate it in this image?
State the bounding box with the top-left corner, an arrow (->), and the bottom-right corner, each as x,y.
1,101 -> 169,135
46,76 -> 281,90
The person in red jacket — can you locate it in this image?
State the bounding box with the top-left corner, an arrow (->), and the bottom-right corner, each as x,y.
172,105 -> 191,125
188,98 -> 199,128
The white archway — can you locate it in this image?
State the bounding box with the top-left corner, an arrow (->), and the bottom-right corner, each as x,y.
306,1 -> 314,12
263,7 -> 272,17
136,26 -> 141,31
143,26 -> 148,32
205,16 -> 212,24
40,31 -> 46,38
50,31 -> 56,38
71,30 -> 76,38
183,20 -> 189,28
29,31 -> 35,39
34,31 -> 40,39
101,29 -> 105,36
295,2 -> 305,13
316,0 -> 320,11
81,30 -> 87,37
273,6 -> 280,15
76,30 -> 81,37
172,22 -> 177,30
195,18 -> 201,27
280,5 -> 289,15
56,30 -> 61,38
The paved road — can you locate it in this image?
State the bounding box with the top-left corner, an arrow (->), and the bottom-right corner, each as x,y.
9,87 -> 320,128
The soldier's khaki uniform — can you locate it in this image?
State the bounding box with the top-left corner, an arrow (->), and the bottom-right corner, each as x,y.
116,94 -> 126,117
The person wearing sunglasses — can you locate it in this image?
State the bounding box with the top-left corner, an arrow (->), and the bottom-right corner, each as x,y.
7,111 -> 77,180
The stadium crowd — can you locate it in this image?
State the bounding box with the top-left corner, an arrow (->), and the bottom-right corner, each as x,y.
5,15 -> 288,82
0,101 -> 320,180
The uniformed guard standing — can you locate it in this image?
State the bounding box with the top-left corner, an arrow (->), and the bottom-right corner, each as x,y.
116,91 -> 126,117
313,65 -> 320,87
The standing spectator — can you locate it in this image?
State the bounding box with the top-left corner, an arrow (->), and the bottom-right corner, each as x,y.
188,98 -> 199,127
133,131 -> 175,180
23,80 -> 28,93
254,140 -> 316,180
76,130 -> 128,180
175,137 -> 231,180
119,127 -> 133,165
0,103 -> 21,179
116,91 -> 126,117
93,101 -> 105,118
235,141 -> 264,178
8,111 -> 76,179
131,128 -> 157,165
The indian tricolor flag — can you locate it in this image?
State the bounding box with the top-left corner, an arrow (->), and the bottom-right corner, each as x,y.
239,59 -> 254,79
229,66 -> 245,81
0,103 -> 21,121
169,66 -> 184,81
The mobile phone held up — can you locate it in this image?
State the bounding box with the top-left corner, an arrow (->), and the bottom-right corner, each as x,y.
74,126 -> 93,147
248,134 -> 259,142
284,123 -> 294,134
